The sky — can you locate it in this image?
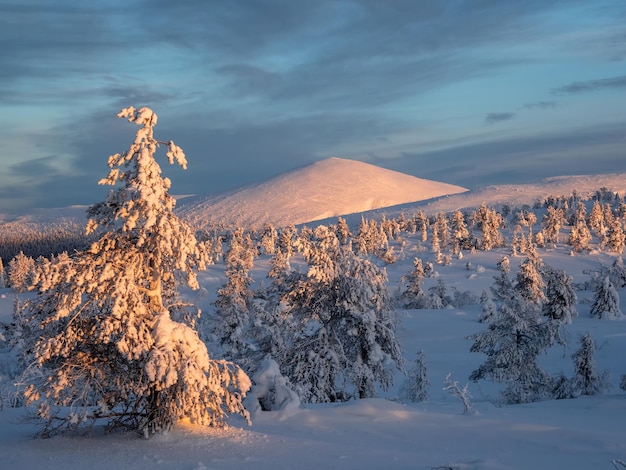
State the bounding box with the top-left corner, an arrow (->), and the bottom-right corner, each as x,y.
1,0 -> 625,213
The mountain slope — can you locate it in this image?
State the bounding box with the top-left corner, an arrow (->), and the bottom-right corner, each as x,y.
358,172 -> 626,224
177,157 -> 467,228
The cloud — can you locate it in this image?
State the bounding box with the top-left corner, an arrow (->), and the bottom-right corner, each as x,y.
553,75 -> 626,94
485,112 -> 516,125
520,101 -> 557,110
382,123 -> 626,188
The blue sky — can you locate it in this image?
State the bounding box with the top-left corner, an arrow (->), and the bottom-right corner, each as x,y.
1,0 -> 625,212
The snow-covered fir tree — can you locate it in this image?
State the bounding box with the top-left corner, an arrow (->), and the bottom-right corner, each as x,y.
571,332 -> 610,396
469,269 -> 560,404
491,256 -> 514,304
514,256 -> 546,308
590,276 -> 623,320
0,257 -> 5,289
335,216 -> 352,245
606,218 -> 626,253
258,223 -> 278,255
451,210 -> 472,250
433,212 -> 450,251
479,289 -> 496,323
542,206 -> 565,247
7,252 -> 35,293
541,266 -> 578,324
413,210 -> 429,241
568,202 -> 592,252
474,204 -> 504,250
17,107 -> 250,437
282,227 -> 403,403
588,200 -> 606,238
609,256 -> 626,288
398,257 -> 429,309
213,228 -> 256,367
400,350 -> 430,402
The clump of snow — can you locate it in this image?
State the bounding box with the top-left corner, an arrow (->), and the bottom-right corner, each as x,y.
244,357 -> 301,418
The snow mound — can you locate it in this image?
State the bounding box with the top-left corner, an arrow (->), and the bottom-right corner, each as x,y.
177,157 -> 467,229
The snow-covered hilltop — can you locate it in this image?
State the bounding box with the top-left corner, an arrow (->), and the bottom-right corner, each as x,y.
176,157 -> 467,229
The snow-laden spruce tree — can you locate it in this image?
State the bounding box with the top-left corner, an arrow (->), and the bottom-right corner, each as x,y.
283,227 -> 403,403
7,252 -> 35,293
469,264 -> 560,404
398,257 -> 429,309
590,276 -> 623,320
541,266 -> 578,324
18,107 -> 250,437
400,350 -> 430,402
571,332 -> 610,396
213,228 -> 256,367
541,205 -> 565,247
0,257 -> 5,289
514,256 -> 546,309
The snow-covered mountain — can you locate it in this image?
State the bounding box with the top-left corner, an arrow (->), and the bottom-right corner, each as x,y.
356,172 -> 626,223
176,157 -> 467,229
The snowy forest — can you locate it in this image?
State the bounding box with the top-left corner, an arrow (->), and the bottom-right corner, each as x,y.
0,107 -> 625,469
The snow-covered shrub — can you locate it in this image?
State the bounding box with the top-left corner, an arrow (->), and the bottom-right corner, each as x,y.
443,373 -> 473,414
551,373 -> 575,400
16,107 -> 250,437
244,356 -> 300,416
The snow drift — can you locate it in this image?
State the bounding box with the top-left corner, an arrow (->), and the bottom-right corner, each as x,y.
176,157 -> 467,229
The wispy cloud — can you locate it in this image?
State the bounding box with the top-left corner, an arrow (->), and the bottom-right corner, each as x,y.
553,75 -> 626,94
520,101 -> 557,110
485,112 -> 516,125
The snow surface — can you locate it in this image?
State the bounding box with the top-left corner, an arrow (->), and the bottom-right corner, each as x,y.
1,242 -> 625,469
2,169 -> 626,469
176,157 -> 467,229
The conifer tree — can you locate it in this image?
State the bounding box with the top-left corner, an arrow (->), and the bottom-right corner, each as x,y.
399,257 -> 428,309
401,350 -> 430,402
588,200 -> 605,237
414,210 -> 429,242
491,256 -> 514,303
541,267 -> 578,324
469,293 -> 558,404
568,203 -> 592,252
571,332 -> 610,396
515,256 -> 546,308
7,252 -> 35,293
18,107 -> 250,437
590,276 -> 623,320
214,228 -> 256,366
283,227 -> 403,402
0,257 -> 5,289
609,256 -> 626,288
479,289 -> 496,323
451,210 -> 471,249
606,218 -> 626,253
258,223 -> 278,255
434,212 -> 450,251
335,217 -> 352,245
541,206 -> 565,247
